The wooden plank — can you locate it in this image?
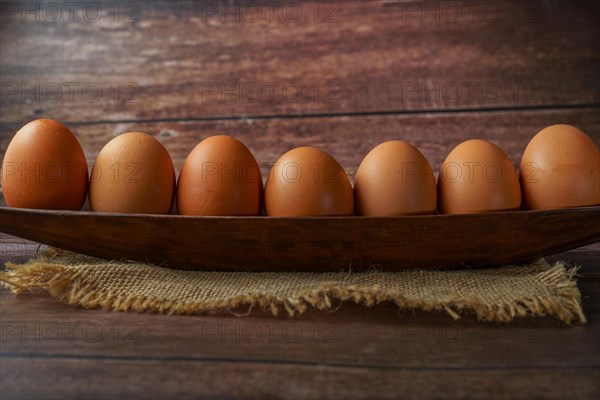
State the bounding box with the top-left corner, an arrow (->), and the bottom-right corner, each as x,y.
2,108 -> 599,183
1,251 -> 598,370
1,241 -> 598,398
1,1 -> 598,124
1,357 -> 598,400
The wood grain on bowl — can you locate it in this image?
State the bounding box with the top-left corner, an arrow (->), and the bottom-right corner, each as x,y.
1,206 -> 598,271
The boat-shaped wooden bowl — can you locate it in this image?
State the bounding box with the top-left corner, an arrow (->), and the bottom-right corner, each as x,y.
1,206 -> 599,271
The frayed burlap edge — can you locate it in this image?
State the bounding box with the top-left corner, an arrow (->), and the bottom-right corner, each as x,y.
0,251 -> 587,325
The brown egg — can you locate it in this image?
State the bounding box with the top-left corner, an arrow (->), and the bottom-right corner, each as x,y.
89,132 -> 175,214
2,119 -> 88,210
438,139 -> 521,214
520,124 -> 600,210
177,135 -> 262,215
265,147 -> 353,216
354,141 -> 436,216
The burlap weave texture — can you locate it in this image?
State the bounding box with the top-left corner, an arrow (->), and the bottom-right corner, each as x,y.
0,249 -> 586,324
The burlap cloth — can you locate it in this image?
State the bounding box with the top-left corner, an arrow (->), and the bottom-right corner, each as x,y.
0,248 -> 586,324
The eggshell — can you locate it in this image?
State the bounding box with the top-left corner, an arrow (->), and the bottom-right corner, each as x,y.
177,135 -> 262,216
265,147 -> 353,216
2,119 -> 88,210
519,124 -> 600,210
354,141 -> 437,216
89,132 -> 175,214
438,139 -> 521,214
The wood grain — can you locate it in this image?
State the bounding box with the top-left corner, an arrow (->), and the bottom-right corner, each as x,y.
0,0 -> 598,124
1,272 -> 599,369
1,250 -> 599,399
2,357 -> 598,400
1,206 -> 598,270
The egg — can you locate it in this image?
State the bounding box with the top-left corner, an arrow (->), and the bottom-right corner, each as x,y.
89,132 -> 175,214
2,119 -> 88,210
438,139 -> 521,214
354,141 -> 436,216
177,135 -> 262,215
519,124 -> 600,210
265,147 -> 353,216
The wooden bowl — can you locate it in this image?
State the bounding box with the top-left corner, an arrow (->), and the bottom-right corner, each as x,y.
1,206 -> 598,271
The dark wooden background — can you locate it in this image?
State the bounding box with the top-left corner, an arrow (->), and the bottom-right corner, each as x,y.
1,1 -> 599,398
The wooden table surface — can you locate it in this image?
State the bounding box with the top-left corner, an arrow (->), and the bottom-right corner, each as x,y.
1,1 -> 599,398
